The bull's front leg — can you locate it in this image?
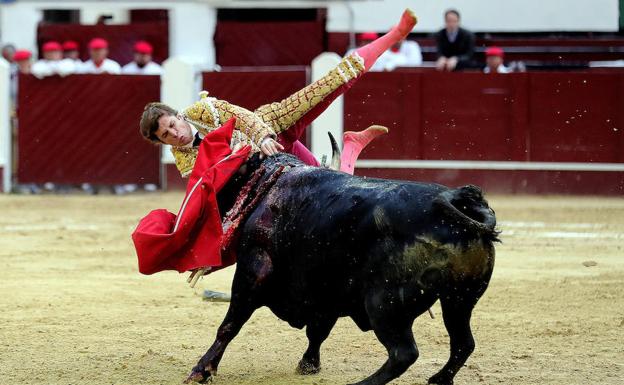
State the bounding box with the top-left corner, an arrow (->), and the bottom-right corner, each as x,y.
184,282 -> 257,383
296,317 -> 337,375
185,249 -> 272,383
428,297 -> 477,385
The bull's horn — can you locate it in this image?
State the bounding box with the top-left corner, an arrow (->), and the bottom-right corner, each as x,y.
328,132 -> 341,171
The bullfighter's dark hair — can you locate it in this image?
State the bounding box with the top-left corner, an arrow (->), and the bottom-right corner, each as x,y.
139,102 -> 178,144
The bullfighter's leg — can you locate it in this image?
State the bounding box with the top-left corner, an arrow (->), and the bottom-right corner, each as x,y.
255,9 -> 417,154
185,250 -> 273,384
348,291 -> 419,385
296,317 -> 338,375
427,297 -> 477,385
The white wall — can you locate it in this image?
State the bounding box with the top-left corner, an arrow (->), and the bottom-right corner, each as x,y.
331,0 -> 620,32
0,58 -> 11,192
216,0 -> 620,32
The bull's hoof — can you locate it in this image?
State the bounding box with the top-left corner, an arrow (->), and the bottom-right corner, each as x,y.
428,373 -> 453,385
296,359 -> 321,375
183,369 -> 212,384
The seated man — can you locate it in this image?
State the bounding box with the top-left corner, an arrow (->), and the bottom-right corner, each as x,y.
435,9 -> 475,72
139,9 -> 418,176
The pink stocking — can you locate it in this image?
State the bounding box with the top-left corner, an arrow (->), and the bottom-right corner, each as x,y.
355,9 -> 417,71
340,125 -> 388,175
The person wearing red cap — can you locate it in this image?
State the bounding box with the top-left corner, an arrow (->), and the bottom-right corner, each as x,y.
31,41 -> 77,78
62,40 -> 82,65
347,30 -> 422,72
121,40 -> 162,75
12,50 -> 32,75
80,38 -> 121,74
484,46 -> 509,74
345,32 -> 385,71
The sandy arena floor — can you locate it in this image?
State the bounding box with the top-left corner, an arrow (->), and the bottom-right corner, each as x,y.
1,192 -> 623,385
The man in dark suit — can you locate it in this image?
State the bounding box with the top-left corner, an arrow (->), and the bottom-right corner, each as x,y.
435,9 -> 475,71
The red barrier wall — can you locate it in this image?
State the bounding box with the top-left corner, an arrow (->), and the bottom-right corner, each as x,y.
17,74 -> 160,185
345,71 -> 624,194
345,72 -> 624,163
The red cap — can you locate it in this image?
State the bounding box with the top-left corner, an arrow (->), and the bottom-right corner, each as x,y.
485,46 -> 504,57
88,38 -> 108,50
13,50 -> 32,61
42,41 -> 62,52
62,40 -> 79,51
359,32 -> 379,41
133,41 -> 153,54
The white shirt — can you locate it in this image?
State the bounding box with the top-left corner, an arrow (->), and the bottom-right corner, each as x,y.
484,64 -> 510,74
121,61 -> 163,75
31,59 -> 77,79
346,40 -> 422,72
79,58 -> 121,74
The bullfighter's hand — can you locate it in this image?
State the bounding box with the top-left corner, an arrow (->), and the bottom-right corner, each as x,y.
260,137 -> 284,158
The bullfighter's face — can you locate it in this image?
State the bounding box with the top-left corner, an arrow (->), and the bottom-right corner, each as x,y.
155,113 -> 194,147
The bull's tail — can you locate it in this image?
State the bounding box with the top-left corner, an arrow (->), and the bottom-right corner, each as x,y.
328,132 -> 341,171
433,185 -> 500,243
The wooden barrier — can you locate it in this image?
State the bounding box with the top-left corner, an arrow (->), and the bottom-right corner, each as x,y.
13,70 -> 623,194
16,74 -> 160,185
345,71 -> 624,194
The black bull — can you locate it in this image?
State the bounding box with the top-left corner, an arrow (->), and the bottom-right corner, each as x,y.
185,153 -> 498,385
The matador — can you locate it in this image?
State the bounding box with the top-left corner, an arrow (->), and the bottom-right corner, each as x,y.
139,9 -> 418,176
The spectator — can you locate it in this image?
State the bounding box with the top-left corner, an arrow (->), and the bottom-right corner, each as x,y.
62,40 -> 83,65
346,32 -> 385,71
31,41 -> 77,79
121,41 -> 162,75
80,38 -> 121,74
435,9 -> 475,71
376,39 -> 423,71
12,49 -> 32,75
2,43 -> 16,64
484,46 -> 509,74
347,32 -> 422,72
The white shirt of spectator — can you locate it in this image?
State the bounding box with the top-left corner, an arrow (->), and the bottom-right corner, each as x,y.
31,58 -> 77,79
346,40 -> 422,72
484,64 -> 510,74
80,58 -> 121,74
121,61 -> 163,75
376,41 -> 423,71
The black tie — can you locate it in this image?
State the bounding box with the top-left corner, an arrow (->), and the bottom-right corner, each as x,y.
192,133 -> 202,147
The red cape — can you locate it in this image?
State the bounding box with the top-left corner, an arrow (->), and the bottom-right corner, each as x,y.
132,118 -> 251,275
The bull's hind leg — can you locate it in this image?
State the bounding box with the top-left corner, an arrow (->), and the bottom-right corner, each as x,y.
428,297 -> 477,385
184,249 -> 272,384
296,317 -> 338,375
348,291 -> 419,385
